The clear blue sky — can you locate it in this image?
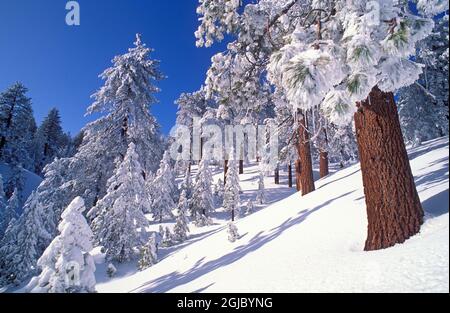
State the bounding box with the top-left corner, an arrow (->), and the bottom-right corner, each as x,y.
0,0 -> 229,135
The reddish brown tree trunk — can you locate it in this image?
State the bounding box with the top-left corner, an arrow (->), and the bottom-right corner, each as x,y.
295,159 -> 302,192
224,160 -> 229,185
296,113 -> 315,196
239,160 -> 244,174
288,163 -> 293,188
319,151 -> 329,178
354,86 -> 424,251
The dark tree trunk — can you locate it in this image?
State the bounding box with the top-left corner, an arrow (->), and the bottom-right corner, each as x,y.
231,209 -> 235,222
239,160 -> 244,174
296,112 -> 315,196
319,151 -> 329,178
295,159 -> 302,192
288,163 -> 293,188
224,160 -> 229,185
274,165 -> 280,185
319,128 -> 329,178
354,86 -> 424,251
0,137 -> 6,158
200,137 -> 204,160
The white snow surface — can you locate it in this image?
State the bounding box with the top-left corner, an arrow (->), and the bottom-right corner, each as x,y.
94,137 -> 448,293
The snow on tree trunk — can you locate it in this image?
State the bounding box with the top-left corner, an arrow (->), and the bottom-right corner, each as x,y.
296,113 -> 315,196
223,160 -> 229,185
354,86 -> 424,251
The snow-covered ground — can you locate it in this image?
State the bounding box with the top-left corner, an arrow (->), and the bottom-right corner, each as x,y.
87,137 -> 448,292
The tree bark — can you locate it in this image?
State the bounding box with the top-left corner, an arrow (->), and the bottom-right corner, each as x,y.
354,86 -> 424,251
224,160 -> 229,185
319,128 -> 329,178
274,165 -> 280,185
288,163 -> 293,188
319,151 -> 329,178
295,159 -> 302,192
231,209 -> 235,222
296,112 -> 315,196
239,160 -> 244,175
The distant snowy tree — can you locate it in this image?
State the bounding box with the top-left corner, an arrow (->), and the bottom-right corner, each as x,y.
328,124 -> 358,167
0,185 -> 18,240
0,176 -> 7,238
27,197 -> 96,293
223,159 -> 241,221
173,190 -> 190,243
150,151 -> 178,222
227,222 -> 239,243
106,263 -> 117,278
138,233 -> 158,271
161,227 -> 174,248
191,158 -> 214,227
0,82 -> 36,171
398,14 -> 449,145
89,143 -> 150,263
213,178 -> 225,207
180,168 -> 193,200
256,172 -> 266,205
245,199 -> 254,215
0,35 -> 167,284
4,164 -> 25,201
0,191 -> 52,286
33,108 -> 68,175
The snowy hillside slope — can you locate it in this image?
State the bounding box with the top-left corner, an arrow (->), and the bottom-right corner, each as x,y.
94,137 -> 448,293
0,163 -> 43,205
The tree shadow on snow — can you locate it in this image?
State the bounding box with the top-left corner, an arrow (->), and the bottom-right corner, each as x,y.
131,191 -> 356,293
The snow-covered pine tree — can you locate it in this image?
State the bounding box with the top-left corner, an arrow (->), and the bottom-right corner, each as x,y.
0,82 -> 36,171
398,13 -> 449,145
173,190 -> 190,243
223,158 -> 241,221
27,197 -> 96,293
0,35 -> 167,285
161,227 -> 173,248
328,124 -> 359,168
227,222 -> 239,243
180,167 -> 193,200
33,108 -> 68,175
4,164 -> 25,203
138,233 -> 158,271
106,263 -> 117,278
190,158 -> 214,227
89,142 -> 150,263
0,186 -> 18,240
256,172 -> 266,205
0,175 -> 7,238
0,191 -> 52,286
245,199 -> 254,216
150,151 -> 178,222
196,0 -> 446,251
213,178 -> 225,207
